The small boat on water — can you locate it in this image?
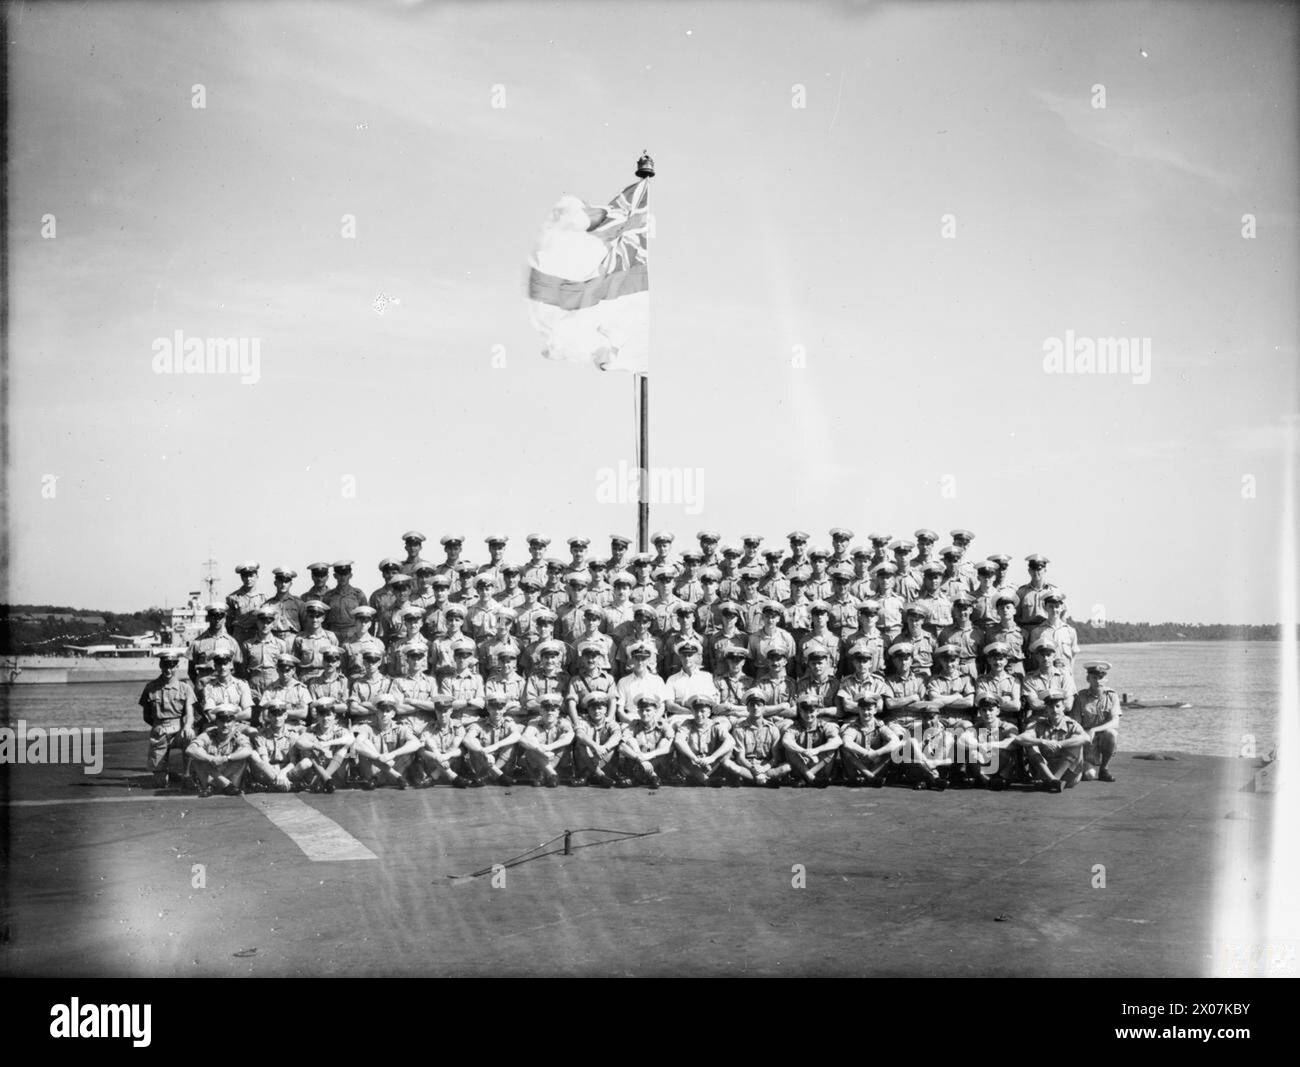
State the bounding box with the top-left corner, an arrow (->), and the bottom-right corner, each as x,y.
1121,694 -> 1192,709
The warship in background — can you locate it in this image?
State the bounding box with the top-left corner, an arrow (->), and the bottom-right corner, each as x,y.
1,562 -> 216,685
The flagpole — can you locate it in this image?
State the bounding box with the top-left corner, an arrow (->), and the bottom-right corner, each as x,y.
634,151 -> 654,555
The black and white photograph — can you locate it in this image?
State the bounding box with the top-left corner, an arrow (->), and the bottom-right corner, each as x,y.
1,0 -> 1297,1008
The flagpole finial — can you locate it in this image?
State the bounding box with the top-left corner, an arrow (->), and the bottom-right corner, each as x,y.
635,151 -> 655,178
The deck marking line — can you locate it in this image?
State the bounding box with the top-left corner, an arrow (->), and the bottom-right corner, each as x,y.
242,794 -> 377,861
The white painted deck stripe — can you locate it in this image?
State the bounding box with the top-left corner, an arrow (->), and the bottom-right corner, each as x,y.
242,793 -> 377,861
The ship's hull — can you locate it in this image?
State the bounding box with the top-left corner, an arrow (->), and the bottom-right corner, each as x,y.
1,656 -> 186,684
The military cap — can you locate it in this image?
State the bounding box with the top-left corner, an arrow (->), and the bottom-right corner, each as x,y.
235,561 -> 260,574
535,640 -> 564,656
699,568 -> 722,583
847,640 -> 875,658
1043,590 -> 1065,604
788,573 -> 809,585
673,603 -> 695,616
1085,661 -> 1112,674
583,605 -> 606,618
537,692 -> 564,706
994,591 -> 1018,607
697,530 -> 720,542
255,605 -> 279,619
302,599 -> 329,614
566,572 -> 592,587
741,534 -> 764,546
933,643 -> 959,658
609,534 -> 631,547
402,531 -> 427,543
857,599 -> 882,614
802,640 -> 830,658
830,527 -> 855,541
374,693 -> 401,708
484,692 -> 511,706
983,641 -> 1010,657
360,649 -> 384,661
585,558 -> 608,571
651,567 -> 675,581
351,605 -> 377,618
914,529 -> 938,543
636,692 -> 665,707
1028,636 -> 1057,653
718,642 -> 748,659
379,557 -> 402,570
577,640 -> 606,655
676,638 -> 703,653
680,550 -> 703,563
307,561 -> 331,572
612,570 -> 636,586
743,689 -> 767,705
545,558 -> 569,571
272,567 -> 297,580
274,652 -> 300,666
808,546 -> 832,560
828,564 -> 854,581
443,603 -> 467,618
650,531 -> 674,544
632,604 -> 657,619
795,693 -> 820,709
211,649 -> 234,662
1026,554 -> 1050,566
787,530 -> 810,542
485,534 -> 509,546
495,645 -> 519,658
533,608 -> 558,623
1044,688 -> 1067,703
867,533 -> 892,545
717,601 -> 741,617
851,547 -> 873,559
398,605 -> 424,620
903,603 -> 930,618
938,546 -> 961,560
493,607 -> 519,622
921,562 -> 946,576
950,592 -> 974,607
808,600 -> 831,615
720,544 -> 742,557
854,692 -> 883,708
950,529 -> 975,544
764,647 -> 789,660
454,562 -> 477,575
526,534 -> 551,546
688,693 -> 717,709
156,648 -> 183,661
413,561 -> 437,574
627,640 -> 656,657
761,548 -> 784,561
388,573 -> 413,587
629,553 -> 653,565
211,703 -> 239,719
473,574 -> 496,588
976,693 -> 1000,708
974,560 -> 999,574
888,642 -> 914,657
760,600 -> 786,616
518,575 -> 541,591
320,647 -> 342,660
986,553 -> 1011,566
439,535 -> 465,546
582,692 -> 612,708
889,539 -> 916,554
870,561 -> 898,577
203,601 -> 229,615
501,563 -> 521,575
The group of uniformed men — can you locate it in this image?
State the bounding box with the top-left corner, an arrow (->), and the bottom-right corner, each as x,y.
139,528 -> 1120,797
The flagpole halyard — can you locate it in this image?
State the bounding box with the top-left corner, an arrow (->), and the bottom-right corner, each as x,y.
634,151 -> 654,554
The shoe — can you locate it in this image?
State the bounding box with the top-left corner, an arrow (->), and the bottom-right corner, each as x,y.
1099,769 -> 1116,782
931,778 -> 947,792
812,778 -> 830,789
196,786 -> 213,798
289,780 -> 306,793
614,776 -> 636,789
707,777 -> 724,788
1048,780 -> 1064,794
543,771 -> 559,788
394,776 -> 408,790
727,774 -> 742,788
913,780 -> 929,791
868,775 -> 885,789
570,775 -> 589,787
452,775 -> 471,789
765,778 -> 782,789
590,772 -> 613,789
988,777 -> 1008,791
646,773 -> 661,791
224,784 -> 243,797
360,780 -> 376,791
789,778 -> 807,789
497,774 -> 514,787
322,780 -> 336,794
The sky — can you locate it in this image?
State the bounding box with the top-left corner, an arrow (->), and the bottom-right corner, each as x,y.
5,0 -> 1297,623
